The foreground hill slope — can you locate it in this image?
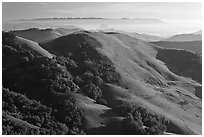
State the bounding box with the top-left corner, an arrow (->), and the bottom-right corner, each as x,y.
2,30 -> 202,135
3,32 -> 86,134
41,31 -> 201,134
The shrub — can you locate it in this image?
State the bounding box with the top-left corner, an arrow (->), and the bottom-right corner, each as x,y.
122,113 -> 145,135
83,82 -> 102,100
114,102 -> 168,135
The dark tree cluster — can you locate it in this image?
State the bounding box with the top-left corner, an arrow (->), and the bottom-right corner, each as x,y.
44,33 -> 121,84
52,35 -> 121,104
2,32 -> 85,134
55,57 -> 114,105
115,102 -> 168,135
3,88 -> 75,135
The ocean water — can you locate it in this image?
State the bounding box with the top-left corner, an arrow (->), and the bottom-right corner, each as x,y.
2,19 -> 201,37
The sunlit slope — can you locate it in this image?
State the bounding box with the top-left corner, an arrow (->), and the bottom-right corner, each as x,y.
72,93 -> 123,135
41,31 -> 201,134
17,36 -> 53,58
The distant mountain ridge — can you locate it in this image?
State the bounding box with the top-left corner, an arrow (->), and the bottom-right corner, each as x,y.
192,30 -> 202,35
152,30 -> 202,55
18,17 -> 166,24
164,30 -> 202,42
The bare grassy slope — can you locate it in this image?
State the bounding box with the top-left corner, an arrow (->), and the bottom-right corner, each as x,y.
72,93 -> 123,135
17,36 -> 53,58
41,31 -> 201,134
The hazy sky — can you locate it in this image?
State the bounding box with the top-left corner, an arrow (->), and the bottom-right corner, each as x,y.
3,2 -> 201,24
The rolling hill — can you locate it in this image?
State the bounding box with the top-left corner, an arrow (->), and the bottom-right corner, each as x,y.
192,30 -> 202,35
2,29 -> 202,135
11,27 -> 82,43
103,30 -> 164,42
139,33 -> 164,42
41,31 -> 201,134
164,32 -> 202,42
151,41 -> 202,55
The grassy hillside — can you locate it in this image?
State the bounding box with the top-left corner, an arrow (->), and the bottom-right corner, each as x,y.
41,31 -> 201,134
2,30 -> 202,135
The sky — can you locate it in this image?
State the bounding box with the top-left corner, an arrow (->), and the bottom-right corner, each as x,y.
2,2 -> 202,23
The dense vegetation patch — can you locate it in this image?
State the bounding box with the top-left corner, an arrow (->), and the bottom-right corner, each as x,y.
2,31 -> 120,134
2,32 -> 84,134
3,88 -> 81,135
114,102 -> 168,135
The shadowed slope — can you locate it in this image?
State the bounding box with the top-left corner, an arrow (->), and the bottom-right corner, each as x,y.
156,48 -> 201,84
164,34 -> 202,42
152,41 -> 202,55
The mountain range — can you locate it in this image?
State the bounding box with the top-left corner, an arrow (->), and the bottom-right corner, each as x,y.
151,30 -> 202,55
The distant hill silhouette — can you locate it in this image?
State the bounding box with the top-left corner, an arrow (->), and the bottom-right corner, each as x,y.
192,30 -> 202,35
103,30 -> 164,42
152,41 -> 202,55
11,27 -> 82,43
164,33 -> 201,42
